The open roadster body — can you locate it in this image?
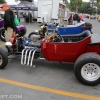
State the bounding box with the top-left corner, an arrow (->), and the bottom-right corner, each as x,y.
28,22 -> 93,43
57,22 -> 92,35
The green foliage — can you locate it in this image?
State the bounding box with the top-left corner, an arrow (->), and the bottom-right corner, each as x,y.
69,0 -> 82,12
97,0 -> 100,3
0,0 -> 6,4
95,2 -> 100,14
78,2 -> 93,14
68,0 -> 100,15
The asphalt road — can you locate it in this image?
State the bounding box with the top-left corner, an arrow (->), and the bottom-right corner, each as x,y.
0,18 -> 100,100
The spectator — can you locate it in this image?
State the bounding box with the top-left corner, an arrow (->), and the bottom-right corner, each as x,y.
79,13 -> 84,21
28,12 -> 32,23
0,3 -> 15,42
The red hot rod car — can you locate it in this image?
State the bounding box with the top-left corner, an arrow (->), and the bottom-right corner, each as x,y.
21,30 -> 100,86
0,29 -> 100,86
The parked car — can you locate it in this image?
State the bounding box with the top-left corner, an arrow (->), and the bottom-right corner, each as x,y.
98,16 -> 100,22
0,11 -> 4,19
90,15 -> 96,19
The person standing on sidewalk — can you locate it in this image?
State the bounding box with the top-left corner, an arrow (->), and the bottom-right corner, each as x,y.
0,3 -> 15,42
79,13 -> 84,22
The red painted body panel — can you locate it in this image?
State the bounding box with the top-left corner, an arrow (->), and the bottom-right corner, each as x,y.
41,37 -> 91,62
10,35 -> 17,51
86,44 -> 100,54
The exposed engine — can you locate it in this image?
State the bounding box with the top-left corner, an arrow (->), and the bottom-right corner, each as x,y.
14,37 -> 25,52
39,25 -> 47,37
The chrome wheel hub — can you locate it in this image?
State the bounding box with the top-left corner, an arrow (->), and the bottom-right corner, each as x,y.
81,63 -> 100,81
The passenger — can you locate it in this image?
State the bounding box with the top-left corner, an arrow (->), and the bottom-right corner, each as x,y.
0,3 -> 16,42
73,12 -> 80,25
68,14 -> 73,25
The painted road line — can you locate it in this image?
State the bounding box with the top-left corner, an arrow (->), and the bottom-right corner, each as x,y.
0,78 -> 100,100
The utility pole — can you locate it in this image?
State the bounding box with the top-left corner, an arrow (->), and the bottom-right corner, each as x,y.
90,0 -> 97,15
90,0 -> 94,15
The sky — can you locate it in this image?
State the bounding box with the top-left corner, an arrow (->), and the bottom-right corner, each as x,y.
5,0 -> 89,5
6,0 -> 20,5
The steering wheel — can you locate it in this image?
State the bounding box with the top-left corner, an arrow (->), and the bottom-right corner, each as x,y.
52,33 -> 64,42
47,33 -> 56,42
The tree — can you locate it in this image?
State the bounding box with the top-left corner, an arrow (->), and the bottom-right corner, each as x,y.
15,0 -> 32,2
78,2 -> 88,13
69,0 -> 82,12
0,0 -> 6,4
63,0 -> 68,5
94,1 -> 100,14
97,0 -> 100,3
89,0 -> 100,14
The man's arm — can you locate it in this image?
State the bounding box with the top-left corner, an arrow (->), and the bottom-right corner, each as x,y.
4,12 -> 12,30
5,12 -> 11,24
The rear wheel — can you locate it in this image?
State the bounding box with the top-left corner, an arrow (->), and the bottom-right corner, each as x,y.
28,32 -> 40,42
74,53 -> 100,86
0,48 -> 8,69
0,29 -> 6,41
28,32 -> 38,38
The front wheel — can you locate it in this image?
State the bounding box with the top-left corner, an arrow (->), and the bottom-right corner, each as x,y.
74,53 -> 100,86
0,48 -> 8,69
0,29 -> 6,41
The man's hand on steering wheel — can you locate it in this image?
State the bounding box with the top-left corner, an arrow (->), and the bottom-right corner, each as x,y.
47,33 -> 64,42
52,33 -> 64,42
